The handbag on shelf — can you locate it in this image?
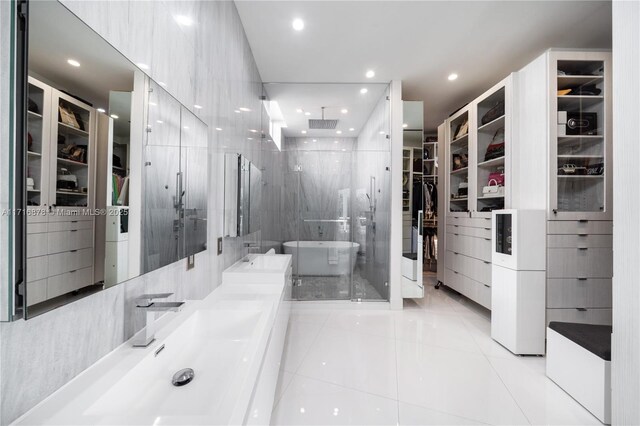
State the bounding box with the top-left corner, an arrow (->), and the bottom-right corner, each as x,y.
453,118 -> 469,139
586,162 -> 604,176
58,105 -> 80,129
481,100 -> 505,125
558,164 -> 587,175
457,182 -> 468,197
484,127 -> 505,161
452,153 -> 468,170
488,170 -> 505,186
482,179 -> 505,196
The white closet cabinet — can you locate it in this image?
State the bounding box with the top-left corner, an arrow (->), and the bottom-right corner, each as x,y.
516,50 -> 612,326
25,76 -> 97,306
443,76 -> 512,308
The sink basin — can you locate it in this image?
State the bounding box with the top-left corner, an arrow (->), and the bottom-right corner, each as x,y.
222,254 -> 292,287
82,306 -> 268,424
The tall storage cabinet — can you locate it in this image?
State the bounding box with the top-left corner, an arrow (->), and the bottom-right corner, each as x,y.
443,76 -> 512,309
25,76 -> 97,307
515,50 -> 612,326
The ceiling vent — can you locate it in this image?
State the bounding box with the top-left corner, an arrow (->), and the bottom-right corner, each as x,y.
308,106 -> 338,129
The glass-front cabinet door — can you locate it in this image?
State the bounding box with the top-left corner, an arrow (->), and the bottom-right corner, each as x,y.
26,78 -> 51,209
447,107 -> 470,215
50,90 -> 95,211
550,51 -> 612,220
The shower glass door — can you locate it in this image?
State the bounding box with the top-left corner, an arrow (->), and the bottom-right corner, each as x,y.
288,147 -> 354,300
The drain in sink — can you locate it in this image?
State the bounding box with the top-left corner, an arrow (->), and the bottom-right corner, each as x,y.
172,368 -> 195,386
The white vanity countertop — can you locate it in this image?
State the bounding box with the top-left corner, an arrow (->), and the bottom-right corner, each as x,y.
14,256 -> 291,426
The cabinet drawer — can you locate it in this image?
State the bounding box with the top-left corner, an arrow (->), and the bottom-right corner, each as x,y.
48,219 -> 93,232
448,216 -> 491,229
546,278 -> 612,308
446,233 -> 492,262
47,214 -> 92,223
547,220 -> 612,235
547,234 -> 612,248
446,224 -> 491,239
27,232 -> 48,258
27,223 -> 47,234
444,268 -> 464,294
47,267 -> 94,299
445,251 -> 491,285
48,248 -> 93,276
546,308 -> 612,326
47,229 -> 93,254
476,281 -> 491,310
26,279 -> 47,306
547,248 -> 612,278
26,256 -> 48,282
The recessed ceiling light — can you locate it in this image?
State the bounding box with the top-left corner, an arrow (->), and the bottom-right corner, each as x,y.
336,130 -> 342,134
183,126 -> 189,130
234,110 -> 241,113
312,139 -> 317,142
342,148 -> 346,152
379,131 -> 385,135
97,108 -> 106,113
360,88 -> 368,94
149,102 -> 157,106
110,114 -> 119,119
174,15 -> 193,26
296,108 -> 303,113
448,73 -> 458,81
222,145 -> 228,148
249,129 -> 258,133
304,111 -> 311,116
137,63 -> 149,70
292,18 -> 305,31
67,59 -> 80,67
215,127 -> 223,131
402,123 -> 408,128
365,70 -> 375,78
248,137 -> 253,140
158,82 -> 167,87
334,140 -> 339,144
335,160 -> 340,163
349,128 -> 355,131
194,104 -> 203,109
239,107 -> 251,112
304,140 -> 308,144
157,120 -> 163,124
341,109 -> 348,114
301,130 -> 307,134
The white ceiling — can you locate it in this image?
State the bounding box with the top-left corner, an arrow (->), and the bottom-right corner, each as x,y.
235,1 -> 612,130
264,83 -> 388,137
29,1 -> 135,110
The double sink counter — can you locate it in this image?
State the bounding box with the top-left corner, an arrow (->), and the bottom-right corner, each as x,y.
14,254 -> 293,426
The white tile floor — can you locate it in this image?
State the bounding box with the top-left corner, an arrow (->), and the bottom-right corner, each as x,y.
271,274 -> 601,425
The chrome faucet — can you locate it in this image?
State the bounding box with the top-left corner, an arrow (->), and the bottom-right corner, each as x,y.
133,293 -> 184,347
244,241 -> 261,255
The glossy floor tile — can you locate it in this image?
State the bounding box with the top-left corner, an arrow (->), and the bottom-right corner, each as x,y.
272,273 -> 601,425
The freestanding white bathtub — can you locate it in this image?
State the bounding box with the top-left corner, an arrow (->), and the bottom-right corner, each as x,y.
283,241 -> 359,276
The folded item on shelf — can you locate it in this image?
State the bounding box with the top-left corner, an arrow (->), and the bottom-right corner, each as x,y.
481,100 -> 505,125
586,162 -> 604,176
557,88 -> 572,96
557,85 -> 602,97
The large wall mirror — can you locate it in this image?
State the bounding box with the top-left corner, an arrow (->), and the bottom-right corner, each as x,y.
16,0 -> 208,318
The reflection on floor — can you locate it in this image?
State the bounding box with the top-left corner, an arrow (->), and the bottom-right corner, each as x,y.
292,266 -> 383,301
272,273 -> 601,425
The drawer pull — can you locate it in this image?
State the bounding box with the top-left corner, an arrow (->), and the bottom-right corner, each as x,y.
69,270 -> 77,273
453,271 -> 459,274
453,225 -> 459,228
454,233 -> 459,236
576,307 -> 587,312
578,247 -> 588,250
70,250 -> 77,253
578,233 -> 588,237
579,220 -> 589,223
483,261 -> 490,265
484,227 -> 491,231
484,284 -> 490,288
70,220 -> 78,223
484,238 -> 491,241
577,277 -> 588,281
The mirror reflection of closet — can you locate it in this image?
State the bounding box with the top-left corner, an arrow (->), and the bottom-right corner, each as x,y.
402,101 -> 424,297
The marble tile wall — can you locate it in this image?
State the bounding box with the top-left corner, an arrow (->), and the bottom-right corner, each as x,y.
0,1 -> 271,423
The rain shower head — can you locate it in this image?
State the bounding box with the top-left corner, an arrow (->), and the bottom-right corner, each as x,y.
308,106 -> 338,129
